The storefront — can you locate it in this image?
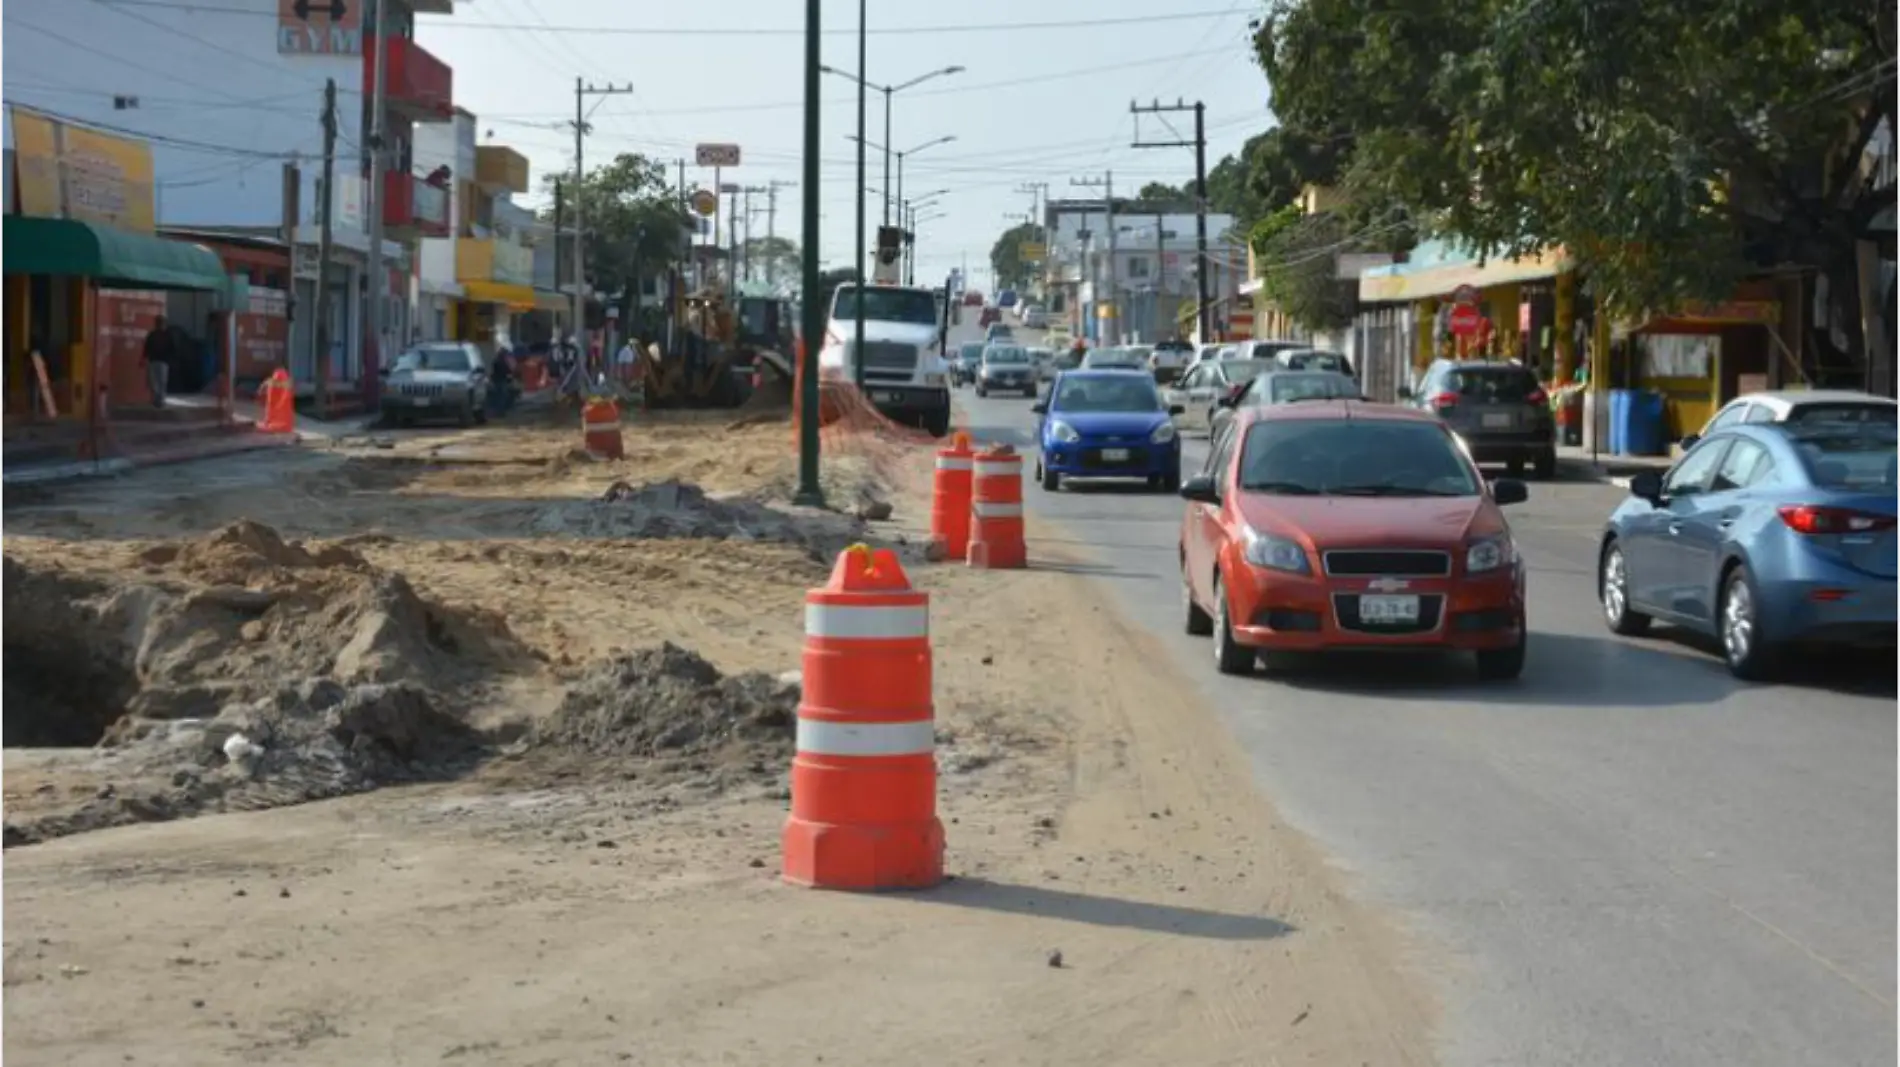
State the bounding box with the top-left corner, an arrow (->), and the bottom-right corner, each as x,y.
452,280 -> 535,357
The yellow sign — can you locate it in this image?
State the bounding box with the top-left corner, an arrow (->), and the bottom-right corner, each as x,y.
690,189 -> 719,217
10,109 -> 156,232
1095,303 -> 1115,318
1020,242 -> 1046,261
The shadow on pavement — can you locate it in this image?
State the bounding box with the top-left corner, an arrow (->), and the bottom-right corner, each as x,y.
922,876 -> 1296,941
1029,559 -> 1152,581
1645,629 -> 1900,698
1265,630 -> 1745,707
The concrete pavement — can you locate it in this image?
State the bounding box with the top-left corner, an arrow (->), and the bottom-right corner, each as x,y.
951,321 -> 1896,1066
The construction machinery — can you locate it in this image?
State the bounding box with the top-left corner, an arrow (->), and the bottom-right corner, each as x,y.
640,282 -> 795,410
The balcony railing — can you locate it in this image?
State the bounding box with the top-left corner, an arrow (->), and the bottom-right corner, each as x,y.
363,36 -> 452,122
456,238 -> 535,287
383,172 -> 450,237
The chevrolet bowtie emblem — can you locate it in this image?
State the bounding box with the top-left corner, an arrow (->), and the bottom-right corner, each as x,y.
1367,577 -> 1411,592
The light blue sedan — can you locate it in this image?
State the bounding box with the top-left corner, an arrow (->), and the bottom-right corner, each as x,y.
1597,421 -> 1896,679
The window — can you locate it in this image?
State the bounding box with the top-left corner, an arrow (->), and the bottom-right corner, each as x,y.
1219,360 -> 1268,387
1662,438 -> 1731,496
1237,419 -> 1480,497
1126,256 -> 1150,279
1710,440 -> 1773,492
1790,425 -> 1897,488
1206,423 -> 1238,481
1445,365 -> 1540,401
831,285 -> 937,325
1742,404 -> 1779,424
1269,373 -> 1357,404
1706,402 -> 1753,430
1787,402 -> 1898,426
1052,375 -> 1163,413
394,344 -> 475,372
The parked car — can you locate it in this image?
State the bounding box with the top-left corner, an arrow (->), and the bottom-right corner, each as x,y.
1023,307 -> 1052,329
1680,389 -> 1897,450
382,341 -> 490,427
963,290 -> 985,307
980,306 -> 1001,327
1162,358 -> 1271,434
1027,346 -> 1057,381
1242,340 -> 1312,363
1178,401 -> 1531,679
998,289 -> 1018,309
976,343 -> 1037,397
1599,421 -> 1897,679
1276,348 -> 1355,378
985,322 -> 1015,343
953,341 -> 987,386
1149,339 -> 1195,383
1209,370 -> 1362,439
1402,359 -> 1557,479
1033,370 -> 1185,492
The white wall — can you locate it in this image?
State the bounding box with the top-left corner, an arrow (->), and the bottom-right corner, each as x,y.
3,0 -> 366,232
413,112 -> 474,292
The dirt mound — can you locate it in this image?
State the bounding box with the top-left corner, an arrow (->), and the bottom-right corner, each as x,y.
512,643 -> 798,792
526,478 -> 863,559
4,681 -> 483,846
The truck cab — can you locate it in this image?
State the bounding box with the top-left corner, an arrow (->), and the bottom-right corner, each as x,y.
820,282 -> 954,436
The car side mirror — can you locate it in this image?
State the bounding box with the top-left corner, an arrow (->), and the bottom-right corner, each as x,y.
1628,470 -> 1664,503
1168,404 -> 1185,416
1491,478 -> 1529,506
1678,433 -> 1700,450
1178,474 -> 1220,504
1030,402 -> 1048,415
1396,386 -> 1414,400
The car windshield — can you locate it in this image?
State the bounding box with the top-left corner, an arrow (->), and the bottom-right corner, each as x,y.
959,343 -> 986,360
1251,342 -> 1305,359
1239,419 -> 1480,496
394,345 -> 471,372
986,347 -> 1029,364
1446,365 -> 1540,402
1219,360 -> 1267,385
1053,376 -> 1164,413
1789,425 -> 1898,489
1125,346 -> 1154,362
831,286 -> 938,325
1282,351 -> 1350,374
1787,402 -> 1898,426
1268,372 -> 1357,403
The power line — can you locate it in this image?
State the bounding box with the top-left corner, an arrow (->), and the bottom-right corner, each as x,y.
5,100 -> 313,160
92,1 -> 1250,36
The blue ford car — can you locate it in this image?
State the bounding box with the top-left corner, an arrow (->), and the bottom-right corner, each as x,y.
1032,370 -> 1185,492
1598,421 -> 1896,679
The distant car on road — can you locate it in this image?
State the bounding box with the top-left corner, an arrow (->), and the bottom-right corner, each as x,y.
976,343 -> 1037,397
1401,359 -> 1557,479
1027,346 -> 1057,381
1275,348 -> 1355,378
382,342 -> 490,427
1023,307 -> 1051,329
985,322 -> 1014,343
1178,400 -> 1531,680
980,306 -> 1002,327
1162,358 -> 1271,433
1033,370 -> 1185,492
1149,339 -> 1194,383
953,341 -> 986,386
1241,339 -> 1314,363
1599,421 -> 1897,679
963,290 -> 985,307
1081,346 -> 1146,371
998,289 -> 1018,308
1209,370 -> 1362,439
1680,389 -> 1897,450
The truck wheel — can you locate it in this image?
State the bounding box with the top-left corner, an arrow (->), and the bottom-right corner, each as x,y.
923,408 -> 951,437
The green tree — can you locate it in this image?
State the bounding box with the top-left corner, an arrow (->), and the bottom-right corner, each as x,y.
989,222 -> 1045,291
1254,211 -> 1358,331
1133,181 -> 1187,207
740,235 -> 799,286
1255,0 -> 1895,362
539,153 -> 688,336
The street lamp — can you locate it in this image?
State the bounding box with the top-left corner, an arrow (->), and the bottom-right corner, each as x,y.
907,208 -> 948,286
821,64 -> 965,225
847,134 -> 957,233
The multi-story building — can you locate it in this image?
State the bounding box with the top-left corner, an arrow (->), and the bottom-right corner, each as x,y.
3,0 -> 456,401
1042,200 -> 1237,344
414,112 -> 533,357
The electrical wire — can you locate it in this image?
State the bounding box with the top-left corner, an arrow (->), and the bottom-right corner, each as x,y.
6,100 -> 312,159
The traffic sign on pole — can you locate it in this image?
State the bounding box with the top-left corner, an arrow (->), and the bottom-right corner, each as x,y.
1448,303 -> 1485,337
696,143 -> 742,167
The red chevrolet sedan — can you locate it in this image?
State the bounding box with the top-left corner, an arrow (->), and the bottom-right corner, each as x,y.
1178,400 -> 1531,680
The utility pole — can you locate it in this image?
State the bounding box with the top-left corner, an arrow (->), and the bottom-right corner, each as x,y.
795,0 -> 824,507
763,179 -> 793,286
1017,181 -> 1048,295
313,78 -> 338,417
1131,98 -> 1211,343
363,0 -> 391,403
741,185 -> 754,282
572,78 -> 636,367
1072,172 -> 1117,343
726,185 -> 740,303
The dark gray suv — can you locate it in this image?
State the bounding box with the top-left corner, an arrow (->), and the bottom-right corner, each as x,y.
1403,359 -> 1556,478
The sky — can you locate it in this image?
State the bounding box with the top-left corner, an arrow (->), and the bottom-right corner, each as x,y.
420,0 -> 1274,289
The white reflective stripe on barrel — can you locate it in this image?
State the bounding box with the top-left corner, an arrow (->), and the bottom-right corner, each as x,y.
804,602 -> 930,640
974,460 -> 1021,477
935,457 -> 974,471
972,501 -> 1024,519
796,718 -> 936,758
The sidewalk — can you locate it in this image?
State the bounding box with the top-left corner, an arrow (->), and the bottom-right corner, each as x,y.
1555,443 -> 1678,485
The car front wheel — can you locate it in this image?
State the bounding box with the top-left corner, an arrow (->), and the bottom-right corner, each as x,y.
1211,574 -> 1254,676
1599,541 -> 1652,636
1182,554 -> 1213,636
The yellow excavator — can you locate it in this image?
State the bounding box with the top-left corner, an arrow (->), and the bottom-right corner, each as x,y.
640,282 -> 795,410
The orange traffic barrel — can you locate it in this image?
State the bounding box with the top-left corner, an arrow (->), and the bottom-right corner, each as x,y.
967,444 -> 1027,569
783,544 -> 943,891
582,397 -> 624,459
928,431 -> 975,560
257,368 -> 296,433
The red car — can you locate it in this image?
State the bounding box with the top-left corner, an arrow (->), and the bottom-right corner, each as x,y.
979,306 -> 1001,327
1178,400 -> 1531,680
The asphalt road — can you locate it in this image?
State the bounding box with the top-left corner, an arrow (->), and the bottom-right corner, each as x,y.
953,318 -> 1897,1066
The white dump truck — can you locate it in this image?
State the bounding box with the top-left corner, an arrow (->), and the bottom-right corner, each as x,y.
818,282 -> 954,437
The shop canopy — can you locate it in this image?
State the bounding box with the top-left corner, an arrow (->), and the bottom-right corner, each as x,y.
3,216 -> 226,291
461,280 -> 536,311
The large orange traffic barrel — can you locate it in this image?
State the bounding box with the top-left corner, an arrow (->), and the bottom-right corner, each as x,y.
967,443 -> 1027,569
582,396 -> 624,459
782,544 -> 943,890
928,431 -> 975,560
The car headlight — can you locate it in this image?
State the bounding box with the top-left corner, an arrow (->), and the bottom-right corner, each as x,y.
1465,536 -> 1512,573
1049,420 -> 1080,444
1242,526 -> 1310,574
1150,422 -> 1177,444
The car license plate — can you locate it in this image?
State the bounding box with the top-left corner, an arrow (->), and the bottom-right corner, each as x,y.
1101,448 -> 1130,462
877,391 -> 904,404
1482,413 -> 1512,429
1359,594 -> 1419,625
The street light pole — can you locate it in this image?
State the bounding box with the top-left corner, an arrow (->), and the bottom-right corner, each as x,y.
853,0 -> 867,390
821,65 -> 965,231
795,0 -> 824,507
882,86 -> 893,228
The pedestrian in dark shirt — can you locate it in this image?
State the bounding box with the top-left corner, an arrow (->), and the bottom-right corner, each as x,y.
141,316 -> 172,408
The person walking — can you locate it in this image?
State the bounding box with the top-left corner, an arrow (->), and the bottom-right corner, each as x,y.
141,315 -> 173,408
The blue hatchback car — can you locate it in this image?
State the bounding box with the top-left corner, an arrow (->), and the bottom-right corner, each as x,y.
1032,370 -> 1185,492
1598,421 -> 1896,679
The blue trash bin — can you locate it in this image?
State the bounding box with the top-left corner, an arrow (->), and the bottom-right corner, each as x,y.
1625,390 -> 1668,456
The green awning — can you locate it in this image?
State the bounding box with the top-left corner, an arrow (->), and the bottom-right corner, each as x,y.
3,215 -> 226,291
